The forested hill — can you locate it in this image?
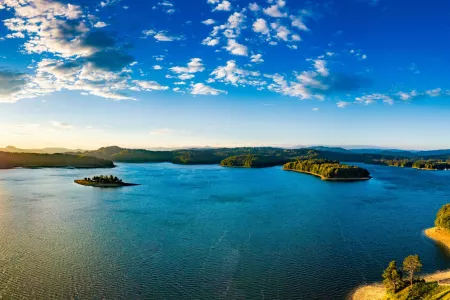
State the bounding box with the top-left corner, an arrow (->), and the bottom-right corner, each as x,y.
0,152 -> 115,169
71,146 -> 404,165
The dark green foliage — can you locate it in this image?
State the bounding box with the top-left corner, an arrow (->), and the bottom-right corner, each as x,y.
0,152 -> 114,169
383,261 -> 404,292
72,146 -> 450,170
85,175 -> 123,184
283,159 -> 371,179
435,204 -> 450,230
375,159 -> 450,170
220,154 -> 289,168
403,255 -> 422,287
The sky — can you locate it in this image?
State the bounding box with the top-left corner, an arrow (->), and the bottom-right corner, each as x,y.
0,0 -> 449,150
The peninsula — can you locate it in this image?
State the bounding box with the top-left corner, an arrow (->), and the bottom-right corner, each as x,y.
283,159 -> 371,181
75,175 -> 139,188
424,203 -> 450,251
351,254 -> 450,300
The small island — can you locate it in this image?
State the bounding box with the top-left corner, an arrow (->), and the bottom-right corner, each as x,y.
283,159 -> 371,181
75,175 -> 139,188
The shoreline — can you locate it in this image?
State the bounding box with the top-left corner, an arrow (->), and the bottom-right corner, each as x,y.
424,227 -> 450,250
284,169 -> 371,181
350,269 -> 450,300
351,228 -> 450,300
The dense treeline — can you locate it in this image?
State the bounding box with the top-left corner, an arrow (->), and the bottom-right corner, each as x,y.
69,146 -> 450,170
374,159 -> 450,170
0,152 -> 114,169
283,159 -> 371,179
220,154 -> 289,168
84,175 -> 123,183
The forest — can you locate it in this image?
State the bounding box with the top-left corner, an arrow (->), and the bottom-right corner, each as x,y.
283,159 -> 371,179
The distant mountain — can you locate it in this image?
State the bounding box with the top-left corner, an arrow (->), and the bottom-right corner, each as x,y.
0,146 -> 84,154
348,148 -> 417,157
307,146 -> 351,153
416,149 -> 450,157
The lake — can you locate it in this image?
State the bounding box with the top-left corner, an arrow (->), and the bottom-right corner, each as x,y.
0,163 -> 450,299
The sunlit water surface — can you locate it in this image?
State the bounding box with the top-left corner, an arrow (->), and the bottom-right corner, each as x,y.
1,163 -> 450,299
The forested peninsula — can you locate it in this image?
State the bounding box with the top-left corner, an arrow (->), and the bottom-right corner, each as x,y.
0,152 -> 114,169
283,159 -> 371,181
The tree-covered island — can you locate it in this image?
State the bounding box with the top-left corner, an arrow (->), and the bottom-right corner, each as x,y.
75,175 -> 139,187
283,159 -> 371,181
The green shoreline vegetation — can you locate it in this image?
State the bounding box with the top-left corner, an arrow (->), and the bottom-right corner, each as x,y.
0,151 -> 114,169
283,159 -> 371,181
353,204 -> 450,300
75,175 -> 139,187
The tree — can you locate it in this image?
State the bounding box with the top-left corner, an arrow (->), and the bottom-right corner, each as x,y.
435,204 -> 450,230
403,255 -> 422,286
382,261 -> 403,292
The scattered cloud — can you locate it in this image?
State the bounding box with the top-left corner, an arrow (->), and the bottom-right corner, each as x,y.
202,19 -> 216,25
170,58 -> 205,80
225,39 -> 248,56
133,80 -> 169,91
337,101 -> 351,108
191,83 -> 226,95
356,93 -> 393,105
94,22 -> 107,28
250,54 -> 264,63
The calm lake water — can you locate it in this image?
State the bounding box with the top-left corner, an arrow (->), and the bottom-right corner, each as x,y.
1,163 -> 450,299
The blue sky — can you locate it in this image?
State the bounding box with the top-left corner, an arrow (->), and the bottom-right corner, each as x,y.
0,0 -> 449,150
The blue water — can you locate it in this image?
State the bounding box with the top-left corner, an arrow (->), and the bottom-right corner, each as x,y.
0,163 -> 450,299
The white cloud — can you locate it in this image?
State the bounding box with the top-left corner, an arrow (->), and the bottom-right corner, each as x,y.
191,83 -> 226,95
212,0 -> 231,11
291,16 -> 308,31
355,93 -> 394,105
250,54 -> 264,63
249,3 -> 260,11
94,21 -> 107,28
143,30 -> 181,42
211,60 -> 263,87
202,37 -> 220,46
271,23 -> 290,41
263,3 -> 286,18
314,59 -> 329,77
170,58 -> 205,74
202,19 -> 216,25
426,88 -> 442,97
253,18 -> 270,35
397,90 -> 418,101
153,65 -> 163,70
133,80 -> 169,91
337,101 -> 351,108
225,39 -> 248,56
